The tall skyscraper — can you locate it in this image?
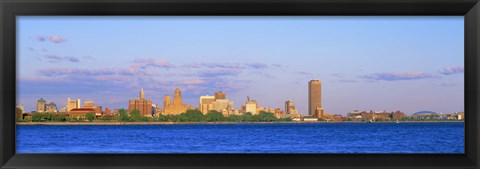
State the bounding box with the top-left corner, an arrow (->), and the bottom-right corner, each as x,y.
199,95 -> 215,114
163,88 -> 189,115
67,97 -> 81,113
128,88 -> 153,117
285,100 -> 295,114
308,80 -> 322,116
36,98 -> 46,113
214,91 -> 226,101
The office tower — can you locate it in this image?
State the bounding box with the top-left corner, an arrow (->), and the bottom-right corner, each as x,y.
245,96 -> 258,115
46,102 -> 58,113
128,88 -> 153,117
84,100 -> 95,108
199,95 -> 215,114
308,80 -> 322,116
163,95 -> 171,111
214,91 -> 226,101
163,88 -> 188,115
212,99 -> 234,113
285,100 -> 296,114
67,97 -> 81,113
36,98 -> 46,113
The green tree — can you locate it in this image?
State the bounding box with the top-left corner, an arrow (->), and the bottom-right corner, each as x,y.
180,109 -> 205,122
119,109 -> 130,122
255,111 -> 277,122
241,112 -> 254,122
205,110 -> 224,122
157,115 -> 168,122
85,113 -> 95,122
32,113 -> 43,122
130,109 -> 142,122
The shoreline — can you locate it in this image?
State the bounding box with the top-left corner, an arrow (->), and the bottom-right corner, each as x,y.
16,121 -> 465,125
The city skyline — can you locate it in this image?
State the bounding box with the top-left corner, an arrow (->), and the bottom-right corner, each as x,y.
17,16 -> 464,115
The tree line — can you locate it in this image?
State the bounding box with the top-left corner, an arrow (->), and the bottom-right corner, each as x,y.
17,109 -> 292,123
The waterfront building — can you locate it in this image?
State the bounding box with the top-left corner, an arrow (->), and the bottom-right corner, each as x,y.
303,116 -> 319,122
308,80 -> 322,116
214,91 -> 226,101
84,100 -> 95,108
104,108 -> 111,115
212,99 -> 234,114
412,111 -> 437,120
391,110 -> 405,119
46,102 -> 58,113
94,106 -> 102,116
69,108 -> 95,118
245,96 -> 258,115
199,95 -> 215,114
67,97 -> 81,113
163,88 -> 189,115
128,88 -> 153,117
285,100 -> 296,114
374,111 -> 390,121
36,98 -> 46,113
455,112 -> 465,120
315,107 -> 324,119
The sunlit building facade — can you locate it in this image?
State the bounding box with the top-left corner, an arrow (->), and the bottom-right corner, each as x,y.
163,88 -> 188,115
308,80 -> 322,116
128,88 -> 153,117
199,95 -> 215,114
36,98 -> 46,113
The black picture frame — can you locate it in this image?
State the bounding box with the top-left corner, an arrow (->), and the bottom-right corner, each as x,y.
1,0 -> 479,168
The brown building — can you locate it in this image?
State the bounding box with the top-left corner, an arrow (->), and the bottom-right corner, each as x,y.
315,107 -> 324,119
214,91 -> 226,101
285,100 -> 295,114
128,88 -> 153,117
163,88 -> 188,115
69,108 -> 95,118
308,80 -> 322,116
94,106 -> 102,116
104,108 -> 111,115
391,111 -> 405,119
374,111 -> 390,121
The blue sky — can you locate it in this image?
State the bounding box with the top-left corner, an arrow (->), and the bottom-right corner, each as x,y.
17,16 -> 464,115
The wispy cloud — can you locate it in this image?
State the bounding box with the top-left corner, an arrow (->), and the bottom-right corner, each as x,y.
198,69 -> 242,77
36,35 -> 67,43
183,62 -> 270,70
362,72 -> 435,81
440,65 -> 464,75
44,55 -> 79,63
132,58 -> 176,69
296,71 -> 313,76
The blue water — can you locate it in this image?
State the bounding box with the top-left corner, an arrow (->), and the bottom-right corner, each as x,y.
16,122 -> 464,153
